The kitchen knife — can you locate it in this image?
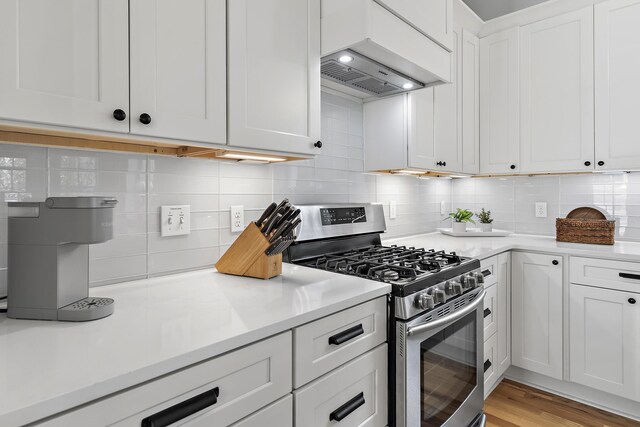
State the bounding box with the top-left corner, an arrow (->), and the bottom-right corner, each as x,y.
256,202 -> 277,227
265,237 -> 283,256
261,199 -> 289,234
270,217 -> 301,243
274,208 -> 299,230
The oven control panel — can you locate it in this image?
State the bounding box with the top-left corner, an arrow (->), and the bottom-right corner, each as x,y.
320,207 -> 367,226
395,268 -> 484,320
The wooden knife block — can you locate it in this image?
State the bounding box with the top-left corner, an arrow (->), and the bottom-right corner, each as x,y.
215,222 -> 282,279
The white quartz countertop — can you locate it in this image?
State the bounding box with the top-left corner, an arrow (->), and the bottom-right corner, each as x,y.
383,232 -> 640,262
0,265 -> 390,427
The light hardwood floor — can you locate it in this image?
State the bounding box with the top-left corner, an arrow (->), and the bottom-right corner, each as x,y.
485,380 -> 640,427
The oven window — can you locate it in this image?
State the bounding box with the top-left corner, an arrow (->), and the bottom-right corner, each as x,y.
420,311 -> 477,427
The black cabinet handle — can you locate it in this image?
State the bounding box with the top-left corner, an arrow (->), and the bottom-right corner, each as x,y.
436,161 -> 447,167
113,109 -> 127,121
619,272 -> 640,281
484,308 -> 492,318
482,269 -> 492,277
598,161 -> 605,166
328,324 -> 364,346
484,360 -> 492,373
141,387 -> 219,427
584,161 -> 591,167
552,260 -> 559,266
629,298 -> 637,304
510,164 -> 516,170
314,140 -> 322,148
329,392 -> 365,422
140,113 -> 152,125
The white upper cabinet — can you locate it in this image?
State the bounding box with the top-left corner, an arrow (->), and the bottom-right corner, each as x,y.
376,0 -> 454,51
408,89 -> 437,170
130,0 -> 226,144
461,30 -> 480,175
227,0 -> 321,155
512,252 -> 563,380
480,28 -> 520,174
570,284 -> 639,401
0,0 -> 129,133
431,26 -> 462,173
519,7 -> 595,173
595,0 -> 640,171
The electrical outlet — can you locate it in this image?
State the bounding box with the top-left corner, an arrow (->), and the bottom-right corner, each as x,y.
535,202 -> 548,218
389,200 -> 397,219
161,205 -> 190,237
231,205 -> 245,232
440,201 -> 446,215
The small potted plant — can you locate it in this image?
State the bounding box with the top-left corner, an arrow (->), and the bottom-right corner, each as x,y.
477,208 -> 493,232
446,208 -> 475,233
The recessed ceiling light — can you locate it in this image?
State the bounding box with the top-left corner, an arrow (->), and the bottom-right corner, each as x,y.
402,83 -> 414,89
218,152 -> 287,162
339,55 -> 354,63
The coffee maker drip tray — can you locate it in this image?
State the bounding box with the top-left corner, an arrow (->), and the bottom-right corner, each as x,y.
58,297 -> 115,322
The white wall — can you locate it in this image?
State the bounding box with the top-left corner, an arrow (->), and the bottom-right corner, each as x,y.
0,91 -> 451,296
452,173 -> 640,240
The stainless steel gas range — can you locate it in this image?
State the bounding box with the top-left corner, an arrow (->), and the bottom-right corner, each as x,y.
284,203 -> 487,427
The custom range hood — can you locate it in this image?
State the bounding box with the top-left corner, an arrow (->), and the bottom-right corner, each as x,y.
321,0 -> 452,99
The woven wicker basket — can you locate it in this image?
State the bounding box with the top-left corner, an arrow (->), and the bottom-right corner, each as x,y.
556,214 -> 615,246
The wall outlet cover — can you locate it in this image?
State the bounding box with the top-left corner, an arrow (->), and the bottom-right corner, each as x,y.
440,201 -> 446,215
389,200 -> 397,219
231,205 -> 245,233
535,202 -> 548,218
161,205 -> 191,237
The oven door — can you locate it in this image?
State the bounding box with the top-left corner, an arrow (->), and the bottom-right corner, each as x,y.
396,290 -> 485,427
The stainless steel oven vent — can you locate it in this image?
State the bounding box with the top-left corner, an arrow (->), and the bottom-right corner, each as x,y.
321,49 -> 425,97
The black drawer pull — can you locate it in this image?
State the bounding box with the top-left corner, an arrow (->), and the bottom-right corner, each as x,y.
141,387 -> 219,427
482,269 -> 492,277
619,272 -> 640,281
328,324 -> 364,346
484,308 -> 492,318
484,360 -> 492,373
330,392 -> 365,422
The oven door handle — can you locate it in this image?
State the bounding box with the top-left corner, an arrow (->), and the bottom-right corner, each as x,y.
407,290 -> 486,336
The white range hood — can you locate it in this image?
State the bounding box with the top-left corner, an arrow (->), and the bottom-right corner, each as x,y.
321,0 -> 452,99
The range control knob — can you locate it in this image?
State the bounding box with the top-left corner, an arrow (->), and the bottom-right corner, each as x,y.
474,272 -> 485,285
415,293 -> 435,310
445,279 -> 463,295
464,274 -> 478,289
432,289 -> 447,304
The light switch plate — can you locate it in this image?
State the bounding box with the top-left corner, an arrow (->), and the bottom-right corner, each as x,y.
389,200 -> 397,219
161,205 -> 191,236
231,205 -> 244,233
440,201 -> 446,215
535,202 -> 547,218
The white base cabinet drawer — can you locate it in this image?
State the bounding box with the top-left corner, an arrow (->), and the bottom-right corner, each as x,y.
483,283 -> 497,339
231,395 -> 292,427
480,256 -> 498,287
293,297 -> 386,388
483,333 -> 498,396
571,256 -> 640,292
294,344 -> 388,427
39,332 -> 292,427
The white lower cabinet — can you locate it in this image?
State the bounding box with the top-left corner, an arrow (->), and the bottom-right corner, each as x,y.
293,297 -> 387,388
37,333 -> 292,427
481,253 -> 511,396
569,283 -> 640,402
512,252 -> 563,380
294,344 -> 388,427
230,395 -> 293,427
483,333 -> 498,392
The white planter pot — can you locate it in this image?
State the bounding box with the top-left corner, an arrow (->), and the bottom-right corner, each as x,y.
452,222 -> 467,233
480,223 -> 493,232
